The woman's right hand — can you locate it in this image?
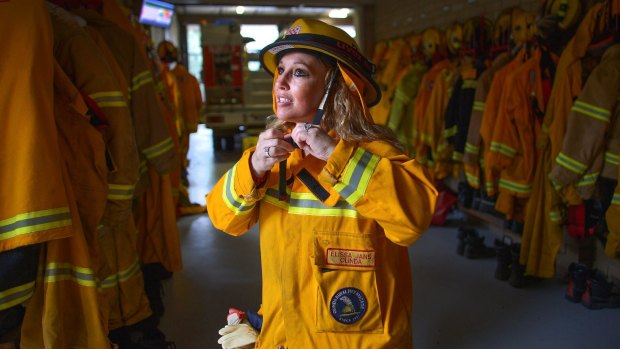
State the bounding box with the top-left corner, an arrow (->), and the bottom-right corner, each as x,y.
250,128 -> 295,178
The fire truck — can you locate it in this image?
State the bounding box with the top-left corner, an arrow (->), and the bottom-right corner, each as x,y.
201,21 -> 272,150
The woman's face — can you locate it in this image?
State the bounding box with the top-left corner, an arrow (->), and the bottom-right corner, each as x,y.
274,51 -> 329,123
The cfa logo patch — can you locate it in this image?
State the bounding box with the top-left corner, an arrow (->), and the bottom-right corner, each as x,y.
330,287 -> 367,324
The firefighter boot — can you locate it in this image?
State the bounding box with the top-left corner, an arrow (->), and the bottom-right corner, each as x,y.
0,306 -> 24,349
464,232 -> 496,259
494,237 -> 513,281
565,262 -> 590,302
457,182 -> 474,208
109,315 -> 176,349
142,263 -> 173,318
581,271 -> 620,310
457,227 -> 476,256
508,243 -> 536,288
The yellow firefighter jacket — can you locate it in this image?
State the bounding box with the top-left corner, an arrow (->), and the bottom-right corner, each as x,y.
0,0 -> 74,254
520,2 -> 604,278
207,140 -> 437,348
74,9 -> 178,177
371,38 -> 410,126
386,61 -> 428,154
463,52 -> 512,189
412,59 -> 453,165
49,7 -> 139,228
21,61 -> 111,349
490,47 -> 557,220
419,59 -> 459,180
49,7 -> 153,330
479,49 -> 527,196
549,44 -> 620,199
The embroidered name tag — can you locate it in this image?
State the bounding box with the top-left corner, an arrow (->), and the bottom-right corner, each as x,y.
326,248 -> 375,268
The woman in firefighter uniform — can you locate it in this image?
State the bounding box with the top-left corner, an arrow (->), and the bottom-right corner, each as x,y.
207,18 -> 438,348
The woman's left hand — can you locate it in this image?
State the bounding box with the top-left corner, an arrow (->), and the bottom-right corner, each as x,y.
290,123 -> 337,161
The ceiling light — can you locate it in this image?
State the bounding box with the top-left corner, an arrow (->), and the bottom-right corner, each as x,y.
329,8 -> 350,19
236,6 -> 245,15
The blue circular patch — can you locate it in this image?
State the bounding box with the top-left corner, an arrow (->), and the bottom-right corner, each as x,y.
329,287 -> 367,324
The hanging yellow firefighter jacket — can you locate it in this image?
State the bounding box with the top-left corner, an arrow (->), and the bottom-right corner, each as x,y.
419,58 -> 459,179
520,3 -> 604,278
443,62 -> 478,177
74,9 -> 178,178
549,44 -> 620,199
21,61 -> 110,349
489,47 -> 557,220
412,59 -> 453,165
479,49 -> 527,197
48,8 -> 153,329
49,6 -> 139,228
386,61 -> 428,154
207,140 -> 437,349
371,38 -> 410,126
463,52 -> 512,189
0,0 -> 74,255
0,3 -> 74,333
76,8 -> 183,274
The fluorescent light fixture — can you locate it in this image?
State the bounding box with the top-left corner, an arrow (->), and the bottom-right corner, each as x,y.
329,8 -> 350,19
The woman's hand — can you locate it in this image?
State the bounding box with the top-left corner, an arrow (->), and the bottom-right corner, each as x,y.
291,123 -> 337,161
251,128 -> 295,178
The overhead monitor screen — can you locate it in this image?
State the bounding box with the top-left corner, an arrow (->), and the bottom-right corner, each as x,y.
139,0 -> 174,28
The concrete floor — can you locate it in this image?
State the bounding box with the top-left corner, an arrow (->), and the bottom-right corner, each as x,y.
159,126 -> 620,349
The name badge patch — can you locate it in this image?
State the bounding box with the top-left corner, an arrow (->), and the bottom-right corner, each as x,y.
326,248 -> 375,268
330,287 -> 367,324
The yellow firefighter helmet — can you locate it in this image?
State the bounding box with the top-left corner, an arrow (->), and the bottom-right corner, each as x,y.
543,0 -> 582,30
511,8 -> 537,45
445,22 -> 464,55
421,27 -> 443,60
493,8 -> 513,47
260,18 -> 381,107
157,40 -> 178,63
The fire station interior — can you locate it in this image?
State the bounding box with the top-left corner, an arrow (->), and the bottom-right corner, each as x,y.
160,0 -> 620,348
4,0 -> 620,349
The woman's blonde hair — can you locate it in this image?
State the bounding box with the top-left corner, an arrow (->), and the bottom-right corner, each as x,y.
267,63 -> 402,151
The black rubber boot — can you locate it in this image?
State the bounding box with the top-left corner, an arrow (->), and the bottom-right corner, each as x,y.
565,262 -> 590,302
0,305 -> 24,348
457,182 -> 474,208
456,227 -> 476,256
508,243 -> 537,288
464,232 -> 496,259
581,271 -> 620,310
109,315 -> 176,349
494,237 -> 513,281
142,263 -> 172,318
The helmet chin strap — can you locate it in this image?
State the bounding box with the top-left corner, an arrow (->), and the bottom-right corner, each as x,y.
278,69 -> 339,202
311,69 -> 339,126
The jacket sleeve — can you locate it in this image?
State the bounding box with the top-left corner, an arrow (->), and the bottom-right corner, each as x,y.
206,149 -> 263,235
128,36 -> 179,175
319,140 -> 438,246
549,46 -> 620,187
